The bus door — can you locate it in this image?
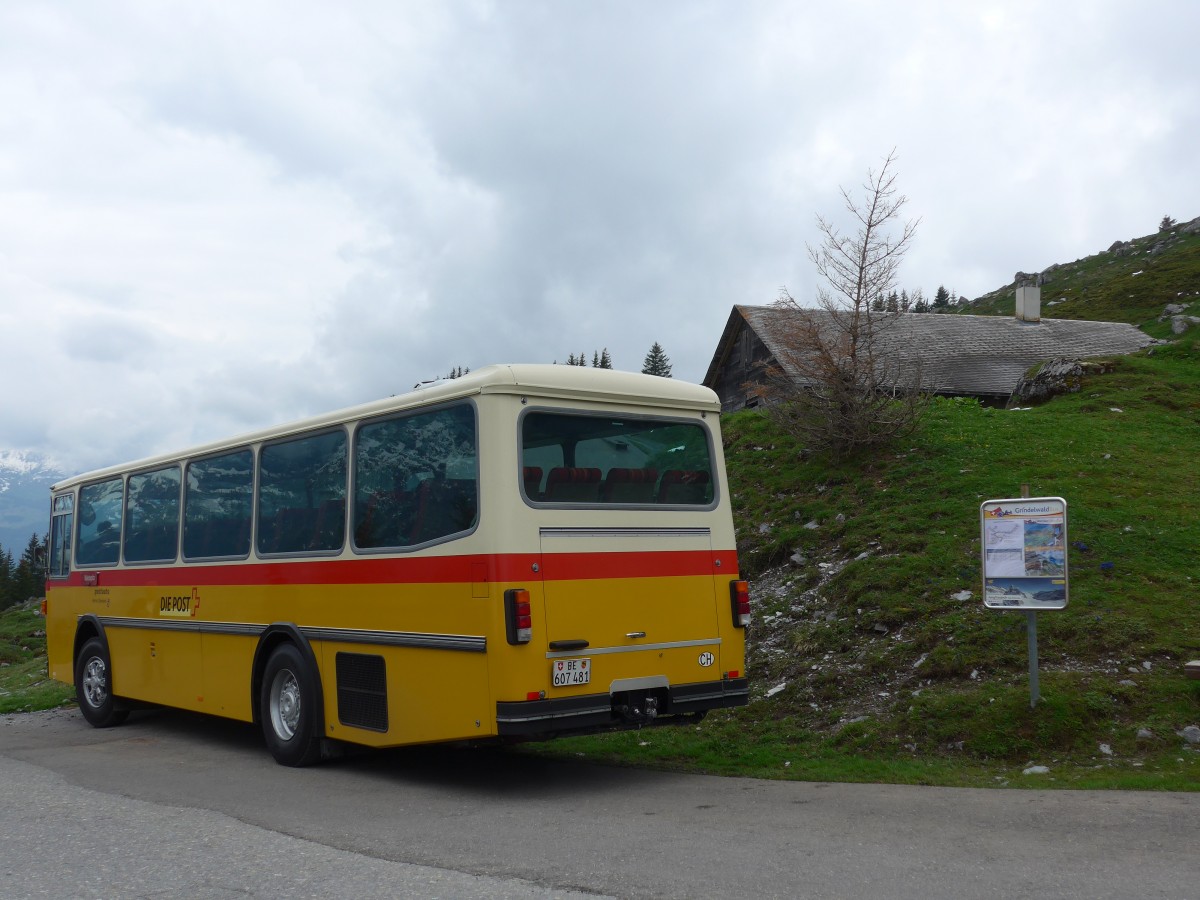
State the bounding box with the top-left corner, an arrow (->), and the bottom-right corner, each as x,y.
537,526 -> 721,691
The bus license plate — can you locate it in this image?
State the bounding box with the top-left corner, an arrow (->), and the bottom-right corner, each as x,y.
552,657 -> 591,687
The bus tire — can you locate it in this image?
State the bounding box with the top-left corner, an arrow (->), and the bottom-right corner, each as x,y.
75,637 -> 129,728
259,643 -> 322,767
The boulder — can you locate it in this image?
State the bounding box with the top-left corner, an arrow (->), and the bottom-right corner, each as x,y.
1009,358 -> 1086,406
1171,315 -> 1200,335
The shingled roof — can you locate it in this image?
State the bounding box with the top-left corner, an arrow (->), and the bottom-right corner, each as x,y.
703,304 -> 1153,409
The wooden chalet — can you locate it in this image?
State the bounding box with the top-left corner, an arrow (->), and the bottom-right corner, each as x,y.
703,302 -> 1153,412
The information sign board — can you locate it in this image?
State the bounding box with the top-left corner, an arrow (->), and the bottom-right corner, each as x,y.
980,496 -> 1069,610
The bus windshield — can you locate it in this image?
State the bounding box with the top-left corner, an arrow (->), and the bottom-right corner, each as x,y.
520,411 -> 715,506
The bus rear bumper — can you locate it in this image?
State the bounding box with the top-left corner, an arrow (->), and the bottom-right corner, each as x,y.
495,677 -> 749,737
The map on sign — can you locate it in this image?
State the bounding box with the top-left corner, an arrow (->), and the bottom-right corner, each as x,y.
980,497 -> 1069,609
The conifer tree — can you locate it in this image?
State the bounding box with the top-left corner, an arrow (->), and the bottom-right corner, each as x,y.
641,342 -> 672,377
0,545 -> 12,609
598,348 -> 613,369
933,285 -> 951,311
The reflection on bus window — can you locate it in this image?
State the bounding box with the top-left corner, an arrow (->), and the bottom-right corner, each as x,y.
76,478 -> 124,566
124,466 -> 181,563
354,404 -> 478,549
521,412 -> 714,506
258,431 -> 348,555
184,449 -> 253,560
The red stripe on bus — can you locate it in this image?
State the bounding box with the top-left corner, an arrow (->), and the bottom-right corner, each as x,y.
54,550 -> 737,589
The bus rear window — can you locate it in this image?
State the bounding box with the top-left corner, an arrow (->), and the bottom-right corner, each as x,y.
521,412 -> 715,506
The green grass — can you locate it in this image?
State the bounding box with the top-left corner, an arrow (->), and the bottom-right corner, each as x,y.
530,337 -> 1200,789
963,224 -> 1200,333
0,602 -> 73,714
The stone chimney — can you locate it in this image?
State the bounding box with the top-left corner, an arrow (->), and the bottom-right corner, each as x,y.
1015,283 -> 1041,323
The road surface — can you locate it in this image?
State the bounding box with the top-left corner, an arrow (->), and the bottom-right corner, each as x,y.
1,707 -> 1196,899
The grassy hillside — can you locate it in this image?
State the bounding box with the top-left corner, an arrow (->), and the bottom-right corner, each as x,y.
964,221 -> 1200,336
539,336 -> 1200,788
0,602 -> 72,714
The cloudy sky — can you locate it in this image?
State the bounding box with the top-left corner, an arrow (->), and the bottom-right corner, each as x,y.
2,0 -> 1197,475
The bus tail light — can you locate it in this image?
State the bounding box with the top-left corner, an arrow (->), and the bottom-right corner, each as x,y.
505,588 -> 532,644
730,580 -> 750,627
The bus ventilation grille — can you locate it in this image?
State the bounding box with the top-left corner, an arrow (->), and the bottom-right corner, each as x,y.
335,652 -> 389,732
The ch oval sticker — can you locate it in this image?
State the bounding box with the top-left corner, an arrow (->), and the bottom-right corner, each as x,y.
698,651 -> 714,668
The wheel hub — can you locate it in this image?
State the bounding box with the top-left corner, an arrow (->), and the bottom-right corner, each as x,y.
81,656 -> 108,708
270,669 -> 301,740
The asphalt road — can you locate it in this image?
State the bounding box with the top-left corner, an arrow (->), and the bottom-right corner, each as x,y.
1,707 -> 1196,899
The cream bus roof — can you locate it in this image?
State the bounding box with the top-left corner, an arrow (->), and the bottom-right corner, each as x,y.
52,364 -> 721,491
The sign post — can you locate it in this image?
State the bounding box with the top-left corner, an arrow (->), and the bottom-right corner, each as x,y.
1026,609 -> 1039,707
979,495 -> 1068,708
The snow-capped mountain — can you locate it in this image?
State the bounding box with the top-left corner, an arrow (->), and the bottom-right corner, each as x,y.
0,450 -> 66,553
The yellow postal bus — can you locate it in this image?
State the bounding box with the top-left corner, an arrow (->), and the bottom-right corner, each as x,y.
44,365 -> 749,765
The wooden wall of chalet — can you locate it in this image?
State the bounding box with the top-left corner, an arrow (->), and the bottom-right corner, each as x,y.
709,323 -> 775,412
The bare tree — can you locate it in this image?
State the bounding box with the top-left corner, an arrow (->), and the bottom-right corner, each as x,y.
751,150 -> 928,458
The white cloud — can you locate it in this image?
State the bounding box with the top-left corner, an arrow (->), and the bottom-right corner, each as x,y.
1,0 -> 1197,475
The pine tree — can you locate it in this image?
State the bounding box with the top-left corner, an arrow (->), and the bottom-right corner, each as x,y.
10,533 -> 45,604
933,285 -> 950,311
1160,215 -> 1177,231
0,545 -> 12,610
641,342 -> 672,377
598,348 -> 613,369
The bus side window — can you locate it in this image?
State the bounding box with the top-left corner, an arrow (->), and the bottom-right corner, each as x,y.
354,404 -> 478,550
124,465 -> 182,564
49,494 -> 74,577
184,449 -> 254,560
257,430 -> 347,556
76,478 -> 123,567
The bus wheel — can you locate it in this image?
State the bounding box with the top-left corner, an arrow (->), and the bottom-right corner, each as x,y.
260,644 -> 322,767
75,637 -> 129,728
